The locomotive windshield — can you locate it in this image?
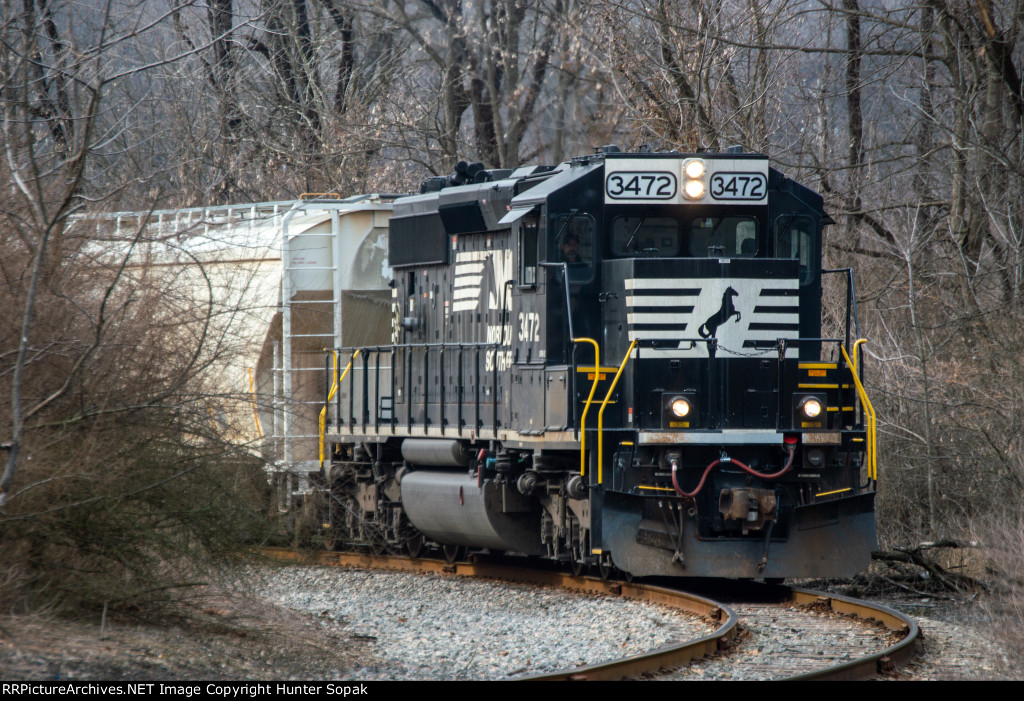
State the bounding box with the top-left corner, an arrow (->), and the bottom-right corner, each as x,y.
606,212 -> 760,258
610,215 -> 681,256
688,216 -> 759,257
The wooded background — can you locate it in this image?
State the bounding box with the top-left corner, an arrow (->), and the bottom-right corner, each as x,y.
3,0 -> 1023,611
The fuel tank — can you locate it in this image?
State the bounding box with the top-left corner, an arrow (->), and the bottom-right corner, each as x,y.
400,471 -> 544,555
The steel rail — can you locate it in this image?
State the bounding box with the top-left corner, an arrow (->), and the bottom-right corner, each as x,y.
260,548 -> 919,681
261,547 -> 737,680
782,587 -> 919,680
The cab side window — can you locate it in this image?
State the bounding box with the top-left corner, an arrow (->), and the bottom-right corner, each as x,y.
552,213 -> 595,282
519,215 -> 539,286
775,215 -> 815,285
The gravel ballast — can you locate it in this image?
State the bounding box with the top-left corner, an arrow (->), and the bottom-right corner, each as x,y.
250,566 -> 713,680
1,565 -> 1012,680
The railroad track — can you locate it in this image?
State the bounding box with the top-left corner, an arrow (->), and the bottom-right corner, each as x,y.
262,547 -> 919,680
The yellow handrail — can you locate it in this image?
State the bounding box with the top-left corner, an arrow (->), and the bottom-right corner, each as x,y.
852,338 -> 867,376
248,367 -> 264,438
840,342 -> 877,482
596,339 -> 637,484
319,349 -> 360,470
573,338 -> 601,478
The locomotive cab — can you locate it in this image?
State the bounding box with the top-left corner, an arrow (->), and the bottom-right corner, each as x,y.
583,153 -> 875,577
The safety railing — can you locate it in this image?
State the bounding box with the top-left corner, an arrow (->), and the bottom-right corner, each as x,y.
319,335 -> 876,485
570,337 -> 638,485
573,338 -> 602,478
319,350 -> 359,469
822,268 -> 863,353
596,339 -> 637,484
841,341 -> 878,482
322,342 -> 505,438
624,335 -> 869,435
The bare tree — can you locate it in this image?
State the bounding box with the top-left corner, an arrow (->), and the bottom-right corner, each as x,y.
603,0 -> 792,153
594,0 -> 1024,550
367,0 -> 569,170
1,0 -> 107,504
0,0 -> 273,613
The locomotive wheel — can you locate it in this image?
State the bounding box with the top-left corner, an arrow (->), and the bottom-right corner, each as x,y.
319,491 -> 342,551
570,547 -> 584,577
368,529 -> 388,556
342,498 -> 362,541
287,511 -> 301,549
405,534 -> 426,559
598,556 -> 613,581
290,497 -> 317,548
321,527 -> 342,552
442,544 -> 464,564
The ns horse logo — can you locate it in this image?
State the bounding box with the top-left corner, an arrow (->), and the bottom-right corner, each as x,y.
698,286 -> 741,339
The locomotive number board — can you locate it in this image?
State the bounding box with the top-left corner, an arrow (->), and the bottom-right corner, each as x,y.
604,157 -> 769,205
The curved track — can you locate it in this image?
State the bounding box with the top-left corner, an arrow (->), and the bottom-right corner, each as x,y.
261,547 -> 918,680
783,588 -> 918,680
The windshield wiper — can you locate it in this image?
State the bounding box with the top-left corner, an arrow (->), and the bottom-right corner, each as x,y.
624,213 -> 648,253
553,209 -> 579,244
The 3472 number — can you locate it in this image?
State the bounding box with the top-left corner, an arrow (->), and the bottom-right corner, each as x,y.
606,171 -> 677,200
518,312 -> 540,343
709,172 -> 766,201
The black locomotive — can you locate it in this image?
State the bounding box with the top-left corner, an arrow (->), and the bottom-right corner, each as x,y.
315,147 -> 877,579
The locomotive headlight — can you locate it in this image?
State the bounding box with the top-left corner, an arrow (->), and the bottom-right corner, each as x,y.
682,159 -> 707,200
800,397 -> 823,419
792,394 -> 826,429
684,179 -> 705,199
670,398 -> 691,418
664,393 -> 697,428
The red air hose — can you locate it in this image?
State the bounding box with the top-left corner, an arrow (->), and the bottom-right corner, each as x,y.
671,444 -> 796,498
476,448 -> 487,488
